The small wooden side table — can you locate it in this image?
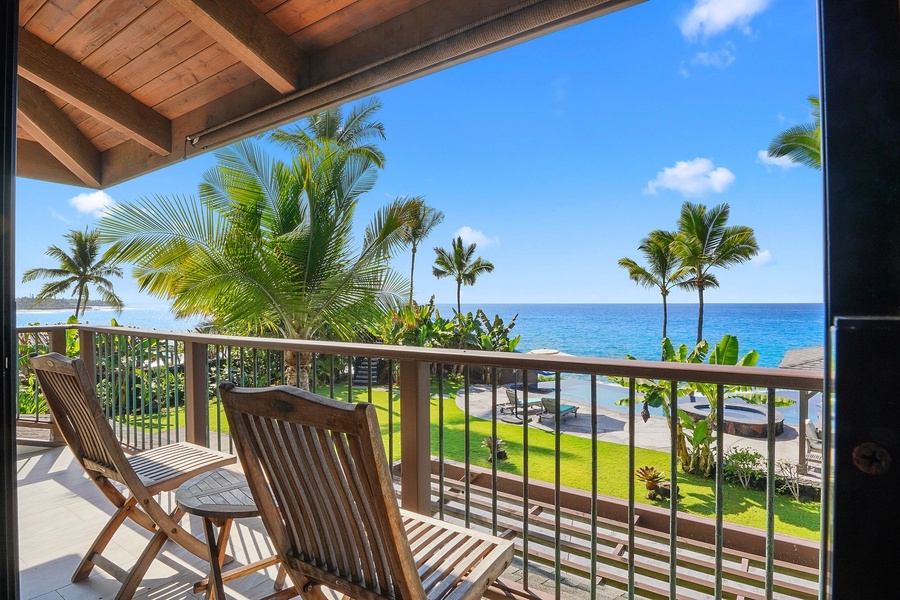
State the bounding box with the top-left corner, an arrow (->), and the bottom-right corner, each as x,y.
175,467 -> 290,600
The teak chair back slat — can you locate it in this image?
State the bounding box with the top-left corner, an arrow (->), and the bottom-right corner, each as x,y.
220,382 -> 514,600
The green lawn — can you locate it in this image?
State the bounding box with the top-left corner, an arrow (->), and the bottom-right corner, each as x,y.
121,379 -> 821,540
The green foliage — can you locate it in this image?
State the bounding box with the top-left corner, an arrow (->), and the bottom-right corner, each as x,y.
100,102 -> 416,366
722,446 -> 766,490
767,96 -> 821,170
372,298 -> 519,355
613,334 -> 792,477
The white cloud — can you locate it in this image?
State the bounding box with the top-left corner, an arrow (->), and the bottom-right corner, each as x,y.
678,61 -> 690,78
643,158 -> 735,197
757,150 -> 800,169
691,48 -> 735,69
455,226 -> 498,248
751,249 -> 773,266
68,191 -> 115,218
680,0 -> 770,39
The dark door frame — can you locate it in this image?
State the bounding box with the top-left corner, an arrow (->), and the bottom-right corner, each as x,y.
819,1 -> 900,597
1,0 -> 19,597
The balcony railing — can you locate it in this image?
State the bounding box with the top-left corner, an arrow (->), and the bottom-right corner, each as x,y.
16,323 -> 825,599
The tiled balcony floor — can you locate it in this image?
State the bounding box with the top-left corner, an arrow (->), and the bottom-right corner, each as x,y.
17,445 -> 287,600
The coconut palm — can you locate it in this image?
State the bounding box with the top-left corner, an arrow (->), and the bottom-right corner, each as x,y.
672,202 -> 759,344
433,236 -> 494,314
402,198 -> 444,305
99,138 -> 415,388
618,229 -> 685,347
269,97 -> 387,168
22,228 -> 123,318
767,96 -> 821,170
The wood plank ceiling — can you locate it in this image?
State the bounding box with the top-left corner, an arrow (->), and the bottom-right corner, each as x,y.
16,0 -> 642,189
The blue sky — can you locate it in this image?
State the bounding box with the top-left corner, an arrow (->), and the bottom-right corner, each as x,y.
16,0 -> 822,309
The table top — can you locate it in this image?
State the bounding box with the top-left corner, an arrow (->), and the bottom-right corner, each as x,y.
175,466 -> 258,520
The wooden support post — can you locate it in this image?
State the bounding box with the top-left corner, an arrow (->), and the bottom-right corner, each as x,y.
399,360 -> 431,515
48,328 -> 66,355
798,390 -> 812,470
184,340 -> 209,447
78,329 -> 95,378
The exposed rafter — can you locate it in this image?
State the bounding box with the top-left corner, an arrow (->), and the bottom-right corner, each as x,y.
165,0 -> 308,94
16,139 -> 84,187
17,27 -> 171,156
16,77 -> 100,187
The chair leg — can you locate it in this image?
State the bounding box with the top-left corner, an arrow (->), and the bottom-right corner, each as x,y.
114,524 -> 172,600
72,496 -> 137,582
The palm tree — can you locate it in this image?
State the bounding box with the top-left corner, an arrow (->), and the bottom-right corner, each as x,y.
99,137 -> 415,389
432,236 -> 494,314
671,202 -> 759,344
402,198 -> 444,305
22,228 -> 124,318
269,96 -> 387,168
618,229 -> 685,347
767,96 -> 821,170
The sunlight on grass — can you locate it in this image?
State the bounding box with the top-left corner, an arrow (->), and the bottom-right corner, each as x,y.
117,378 -> 820,540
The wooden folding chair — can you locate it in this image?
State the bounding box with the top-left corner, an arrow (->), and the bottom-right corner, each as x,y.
219,382 -> 515,600
29,353 -> 236,600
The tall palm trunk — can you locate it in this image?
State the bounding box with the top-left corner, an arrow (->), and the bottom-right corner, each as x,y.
661,293 -> 668,359
75,285 -> 85,319
284,351 -> 313,391
456,280 -> 462,315
409,244 -> 417,305
696,284 -> 705,345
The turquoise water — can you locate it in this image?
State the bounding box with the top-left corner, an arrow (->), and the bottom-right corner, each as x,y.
450,303 -> 825,368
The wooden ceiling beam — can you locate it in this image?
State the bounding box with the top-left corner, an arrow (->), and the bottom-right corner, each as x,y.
17,27 -> 172,156
16,139 -> 86,187
165,0 -> 308,94
16,77 -> 101,187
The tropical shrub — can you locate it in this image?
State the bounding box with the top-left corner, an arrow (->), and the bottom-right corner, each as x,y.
722,446 -> 766,489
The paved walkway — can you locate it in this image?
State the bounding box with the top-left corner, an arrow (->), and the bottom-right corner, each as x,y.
456,383 -> 808,463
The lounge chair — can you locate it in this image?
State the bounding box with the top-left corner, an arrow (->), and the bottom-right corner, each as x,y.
219,382 -> 514,600
538,397 -> 579,423
29,353 -> 236,600
501,387 -> 543,414
805,418 -> 823,452
805,418 -> 823,466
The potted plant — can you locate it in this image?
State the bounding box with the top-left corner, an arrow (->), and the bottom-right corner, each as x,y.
481,436 -> 507,462
635,466 -> 665,500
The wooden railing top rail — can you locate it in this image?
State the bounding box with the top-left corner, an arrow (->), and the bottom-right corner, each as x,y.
72,324 -> 825,391
16,324 -> 73,333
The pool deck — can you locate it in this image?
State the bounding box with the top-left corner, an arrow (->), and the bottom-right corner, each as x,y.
457,384 -> 810,464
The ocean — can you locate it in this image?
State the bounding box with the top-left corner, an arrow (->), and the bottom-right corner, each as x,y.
452,303 -> 825,368
17,303 -> 825,368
